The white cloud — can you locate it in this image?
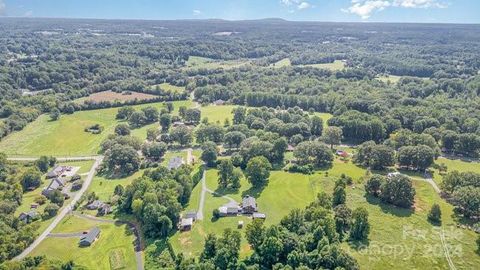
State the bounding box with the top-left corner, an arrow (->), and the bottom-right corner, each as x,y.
0,0 -> 6,16
193,10 -> 202,16
343,1 -> 390,19
298,2 -> 311,10
343,0 -> 447,20
281,0 -> 312,11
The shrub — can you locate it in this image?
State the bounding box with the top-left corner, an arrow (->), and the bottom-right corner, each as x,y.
34,195 -> 47,205
428,203 -> 442,224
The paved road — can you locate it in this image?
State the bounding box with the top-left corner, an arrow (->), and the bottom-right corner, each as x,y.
48,232 -> 84,238
13,155 -> 104,261
196,170 -> 207,220
7,156 -> 101,162
187,148 -> 193,165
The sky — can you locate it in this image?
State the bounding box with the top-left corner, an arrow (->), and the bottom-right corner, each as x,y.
0,0 -> 479,24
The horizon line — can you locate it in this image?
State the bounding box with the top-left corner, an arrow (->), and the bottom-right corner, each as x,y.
1,16 -> 479,26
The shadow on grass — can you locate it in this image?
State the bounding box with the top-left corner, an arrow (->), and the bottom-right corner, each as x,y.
347,238 -> 371,250
365,194 -> 414,217
213,186 -> 241,197
241,183 -> 267,199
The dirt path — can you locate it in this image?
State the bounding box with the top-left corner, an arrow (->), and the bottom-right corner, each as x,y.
440,230 -> 457,270
197,170 -> 207,220
13,155 -> 104,261
187,148 -> 193,165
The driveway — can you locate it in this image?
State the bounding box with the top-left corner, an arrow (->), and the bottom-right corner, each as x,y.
13,155 -> 104,260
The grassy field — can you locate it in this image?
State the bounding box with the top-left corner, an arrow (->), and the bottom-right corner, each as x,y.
150,83 -> 185,94
199,105 -> 236,125
432,157 -> 480,184
314,112 -> 333,128
269,58 -> 291,68
303,60 -> 346,70
87,170 -> 144,202
0,100 -> 192,156
169,155 -> 480,269
75,91 -> 158,104
376,75 -> 403,84
31,215 -> 137,270
185,56 -> 250,70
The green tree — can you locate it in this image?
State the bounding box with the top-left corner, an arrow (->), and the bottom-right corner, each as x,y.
159,113 -> 172,132
428,203 -> 442,224
35,156 -> 53,173
200,234 -> 217,262
128,111 -> 147,128
245,219 -> 265,251
380,174 -> 416,208
224,131 -> 246,150
201,141 -> 218,167
334,204 -> 352,238
365,174 -> 386,197
310,115 -> 323,136
44,203 -> 60,218
332,185 -> 346,207
104,144 -> 141,175
20,168 -> 42,191
232,107 -> 246,124
142,106 -> 160,123
217,159 -> 234,188
322,126 -> 343,149
350,207 -> 370,241
171,126 -> 193,146
114,123 -> 131,136
245,156 -> 272,187
49,108 -> 61,121
116,106 -> 135,120
230,168 -> 243,190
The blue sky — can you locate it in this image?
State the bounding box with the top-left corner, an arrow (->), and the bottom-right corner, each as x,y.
0,0 -> 479,23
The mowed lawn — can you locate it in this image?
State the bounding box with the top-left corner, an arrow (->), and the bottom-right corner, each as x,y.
0,100 -> 192,156
302,60 -> 346,70
31,215 -> 137,270
185,56 -> 251,70
432,157 -> 480,184
200,105 -> 236,124
87,170 -> 144,202
150,83 -> 185,94
269,58 -> 291,68
170,169 -> 317,258
170,156 -> 480,269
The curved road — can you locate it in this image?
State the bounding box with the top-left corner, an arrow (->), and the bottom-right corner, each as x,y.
13,155 -> 104,261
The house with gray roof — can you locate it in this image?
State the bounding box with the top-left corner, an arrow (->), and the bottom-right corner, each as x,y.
179,218 -> 193,231
79,227 -> 100,246
19,210 -> 39,223
242,195 -> 257,214
42,178 -> 66,197
218,201 -> 241,217
168,157 -> 185,170
86,200 -> 105,210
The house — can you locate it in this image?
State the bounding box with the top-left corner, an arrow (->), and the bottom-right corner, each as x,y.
213,99 -> 225,106
179,218 -> 193,231
46,166 -> 71,179
172,121 -> 185,127
30,203 -> 39,209
184,211 -> 197,221
242,195 -> 257,214
336,150 -> 349,158
79,227 -> 100,246
86,200 -> 105,210
387,172 -> 401,178
252,213 -> 266,220
98,204 -> 112,216
19,210 -> 39,223
218,201 -> 241,217
42,178 -> 66,197
168,157 -> 185,170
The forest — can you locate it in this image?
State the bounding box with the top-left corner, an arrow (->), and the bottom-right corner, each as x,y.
1,18 -> 480,269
